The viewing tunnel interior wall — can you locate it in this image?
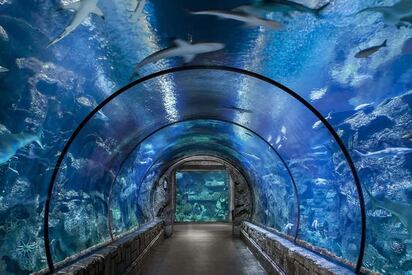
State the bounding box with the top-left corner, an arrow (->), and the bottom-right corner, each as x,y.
41,67 -> 365,273
1,1 -> 412,273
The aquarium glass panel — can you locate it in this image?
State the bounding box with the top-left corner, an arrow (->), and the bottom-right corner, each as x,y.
175,171 -> 229,222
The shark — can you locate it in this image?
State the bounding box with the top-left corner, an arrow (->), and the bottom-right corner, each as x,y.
131,39 -> 225,77
355,40 -> 387,58
365,187 -> 412,238
190,10 -> 282,29
0,131 -> 43,165
234,0 -> 331,18
134,0 -> 146,13
354,147 -> 412,159
219,105 -> 253,113
356,0 -> 412,28
48,0 -> 105,47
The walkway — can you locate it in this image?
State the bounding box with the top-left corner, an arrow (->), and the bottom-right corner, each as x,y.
140,223 -> 267,275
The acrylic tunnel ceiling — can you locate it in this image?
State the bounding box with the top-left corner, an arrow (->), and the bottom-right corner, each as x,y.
0,0 -> 411,274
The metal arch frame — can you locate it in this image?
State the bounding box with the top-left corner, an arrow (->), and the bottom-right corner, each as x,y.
43,65 -> 366,273
106,118 -> 300,241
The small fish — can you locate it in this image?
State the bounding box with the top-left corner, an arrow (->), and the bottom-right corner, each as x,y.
284,223 -> 293,231
356,0 -> 412,28
312,219 -> 320,230
235,0 -> 330,18
0,131 -> 43,165
0,66 -> 8,73
314,178 -> 328,186
402,133 -> 412,140
0,25 -> 8,41
354,102 -> 374,111
48,0 -> 105,47
312,113 -> 332,129
131,39 -> 225,78
365,187 -> 412,238
355,40 -> 387,58
354,147 -> 412,159
220,105 -> 253,113
242,152 -> 260,161
190,10 -> 282,29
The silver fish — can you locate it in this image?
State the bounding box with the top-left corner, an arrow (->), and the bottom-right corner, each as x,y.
355,40 -> 387,58
354,147 -> 412,158
132,39 -> 224,77
48,0 -> 105,47
0,25 -> 8,41
0,131 -> 43,165
190,10 -> 282,29
0,65 -> 8,73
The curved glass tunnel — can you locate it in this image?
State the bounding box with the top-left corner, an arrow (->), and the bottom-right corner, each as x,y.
0,0 -> 411,274
43,68 -> 364,272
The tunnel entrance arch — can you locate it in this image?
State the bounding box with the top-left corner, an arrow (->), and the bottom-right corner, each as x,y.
43,65 -> 366,273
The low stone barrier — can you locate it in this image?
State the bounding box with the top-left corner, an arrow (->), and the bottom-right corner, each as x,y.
43,221 -> 163,275
240,221 -> 355,275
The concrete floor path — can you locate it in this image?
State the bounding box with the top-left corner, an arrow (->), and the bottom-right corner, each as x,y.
139,223 -> 267,275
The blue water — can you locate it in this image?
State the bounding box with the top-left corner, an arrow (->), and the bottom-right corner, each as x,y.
0,0 -> 411,273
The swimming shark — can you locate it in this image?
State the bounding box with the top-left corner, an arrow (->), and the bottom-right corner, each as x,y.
219,105 -> 253,113
356,0 -> 412,28
354,147 -> 412,159
234,0 -> 330,18
190,10 -> 282,29
131,39 -> 225,77
355,40 -> 387,58
0,131 -> 43,165
134,0 -> 146,13
365,187 -> 412,238
48,0 -> 105,47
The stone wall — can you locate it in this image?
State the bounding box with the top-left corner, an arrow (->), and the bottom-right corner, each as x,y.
240,222 -> 355,275
50,221 -> 163,275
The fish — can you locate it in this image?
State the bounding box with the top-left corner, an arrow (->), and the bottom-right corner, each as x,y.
0,66 -> 8,73
0,131 -> 43,165
354,147 -> 412,159
402,132 -> 412,140
48,0 -> 105,47
220,105 -> 253,113
234,0 -> 330,18
314,178 -> 328,186
355,40 -> 387,58
134,0 -> 146,13
0,25 -> 8,41
365,187 -> 412,238
190,10 -> 282,29
312,219 -> 320,230
354,102 -> 374,111
312,113 -> 332,129
131,39 -> 225,77
284,223 -> 293,231
242,152 -> 260,160
356,0 -> 412,28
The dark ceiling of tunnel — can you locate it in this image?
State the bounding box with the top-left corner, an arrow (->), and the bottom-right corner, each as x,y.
0,0 -> 411,274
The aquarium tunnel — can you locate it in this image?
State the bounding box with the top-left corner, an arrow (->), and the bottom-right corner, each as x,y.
0,0 -> 411,274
